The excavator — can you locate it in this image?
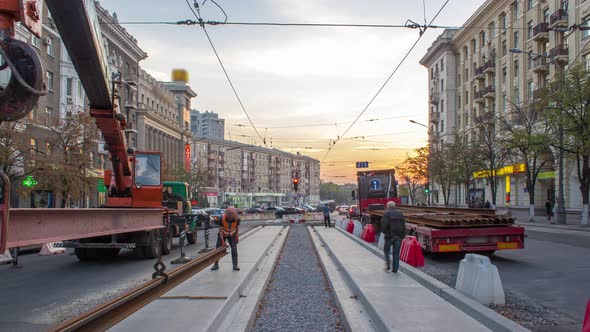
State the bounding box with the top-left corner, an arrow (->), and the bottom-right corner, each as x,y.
0,0 -> 178,261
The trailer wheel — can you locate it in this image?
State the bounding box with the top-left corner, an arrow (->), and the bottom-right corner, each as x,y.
186,229 -> 197,245
142,229 -> 162,259
162,227 -> 173,255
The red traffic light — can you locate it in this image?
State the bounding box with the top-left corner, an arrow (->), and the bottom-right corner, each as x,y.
293,178 -> 299,184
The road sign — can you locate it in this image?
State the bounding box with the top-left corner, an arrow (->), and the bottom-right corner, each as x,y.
356,161 -> 369,168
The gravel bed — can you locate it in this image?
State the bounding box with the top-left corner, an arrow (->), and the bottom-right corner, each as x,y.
252,225 -> 344,332
418,256 -> 578,331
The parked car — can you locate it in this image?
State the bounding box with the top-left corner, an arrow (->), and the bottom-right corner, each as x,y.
275,206 -> 304,218
204,208 -> 224,224
347,205 -> 359,219
244,207 -> 264,214
338,205 -> 349,215
265,206 -> 284,213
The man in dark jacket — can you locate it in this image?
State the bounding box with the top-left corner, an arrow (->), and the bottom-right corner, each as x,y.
381,201 -> 406,273
322,204 -> 331,228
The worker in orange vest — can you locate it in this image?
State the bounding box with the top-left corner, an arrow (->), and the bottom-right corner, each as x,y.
211,206 -> 240,271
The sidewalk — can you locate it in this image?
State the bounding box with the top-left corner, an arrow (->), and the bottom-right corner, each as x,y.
506,208 -> 590,232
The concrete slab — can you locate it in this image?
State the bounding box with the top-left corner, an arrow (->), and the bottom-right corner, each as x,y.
315,227 -> 491,332
110,226 -> 285,332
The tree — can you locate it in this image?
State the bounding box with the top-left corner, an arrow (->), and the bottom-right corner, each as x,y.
473,113 -> 510,208
547,64 -> 590,225
0,118 -> 42,181
396,146 -> 428,205
34,111 -> 99,208
429,145 -> 455,206
498,99 -> 553,221
446,134 -> 482,206
172,161 -> 214,208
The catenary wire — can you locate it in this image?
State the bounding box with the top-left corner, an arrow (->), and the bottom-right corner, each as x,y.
226,115 -> 413,129
320,0 -> 451,163
184,0 -> 267,147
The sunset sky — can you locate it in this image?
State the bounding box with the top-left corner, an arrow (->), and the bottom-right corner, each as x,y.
98,0 -> 486,183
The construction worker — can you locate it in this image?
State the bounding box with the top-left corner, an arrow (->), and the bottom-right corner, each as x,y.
211,206 -> 240,271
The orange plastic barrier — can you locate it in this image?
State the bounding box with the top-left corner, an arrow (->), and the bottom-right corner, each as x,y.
399,236 -> 424,267
583,299 -> 590,332
361,224 -> 376,243
346,220 -> 355,233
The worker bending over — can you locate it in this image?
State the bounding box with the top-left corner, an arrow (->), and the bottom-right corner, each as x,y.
211,206 -> 241,271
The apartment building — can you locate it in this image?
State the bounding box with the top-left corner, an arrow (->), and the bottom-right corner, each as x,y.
190,110 -> 225,140
192,138 -> 320,208
421,0 -> 587,211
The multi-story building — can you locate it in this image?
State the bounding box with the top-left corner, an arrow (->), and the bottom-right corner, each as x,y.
421,0 -> 586,212
192,138 -> 320,208
190,110 -> 225,140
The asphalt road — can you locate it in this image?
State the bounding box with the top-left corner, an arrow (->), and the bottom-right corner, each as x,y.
424,225 -> 590,331
0,221 -> 261,332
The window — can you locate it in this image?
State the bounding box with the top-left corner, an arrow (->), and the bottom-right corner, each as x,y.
543,9 -> 549,23
31,35 -> 40,48
430,68 -> 433,79
514,59 -> 519,77
527,21 -> 533,39
513,1 -> 518,21
585,54 -> 590,70
46,37 -> 53,57
440,59 -> 444,71
480,31 -> 486,45
502,94 -> 507,111
46,71 -> 54,91
528,80 -> 533,100
441,120 -> 445,132
514,31 -> 519,47
440,101 -> 444,113
440,79 -> 444,92
78,80 -> 83,98
502,40 -> 507,56
465,67 -> 469,80
527,55 -> 532,69
45,106 -> 54,125
66,78 -> 73,96
514,86 -> 520,104
502,67 -> 507,84
500,14 -> 507,32
582,16 -> 590,40
471,39 -> 477,51
488,22 -> 496,38
527,0 -> 533,10
466,91 -> 469,104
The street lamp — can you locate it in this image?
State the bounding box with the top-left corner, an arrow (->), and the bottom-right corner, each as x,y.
509,48 -> 566,224
409,119 -> 431,206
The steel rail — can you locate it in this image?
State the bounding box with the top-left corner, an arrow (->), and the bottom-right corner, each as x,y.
50,247 -> 227,332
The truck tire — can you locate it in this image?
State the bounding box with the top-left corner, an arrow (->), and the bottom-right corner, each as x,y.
162,227 -> 173,255
143,229 -> 162,259
186,229 -> 197,245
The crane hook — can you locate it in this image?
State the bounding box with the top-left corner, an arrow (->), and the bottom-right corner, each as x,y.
0,37 -> 45,122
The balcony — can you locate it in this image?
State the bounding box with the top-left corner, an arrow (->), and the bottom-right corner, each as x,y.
483,60 -> 495,74
549,44 -> 568,63
475,66 -> 486,80
484,86 -> 495,98
532,23 -> 549,42
474,90 -> 486,103
430,112 -> 440,123
549,9 -> 568,28
532,57 -> 549,73
429,91 -> 440,105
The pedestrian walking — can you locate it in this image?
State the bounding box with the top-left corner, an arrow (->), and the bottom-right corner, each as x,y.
211,206 -> 241,271
381,201 -> 406,273
322,204 -> 331,228
545,200 -> 553,221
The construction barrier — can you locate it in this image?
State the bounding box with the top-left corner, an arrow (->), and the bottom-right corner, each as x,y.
361,224 -> 376,243
377,233 -> 385,249
455,254 -> 505,306
339,219 -> 347,229
0,249 -> 13,264
39,242 -> 66,256
304,213 -> 323,221
352,221 -> 363,238
346,220 -> 355,233
399,236 -> 424,268
583,299 -> 590,332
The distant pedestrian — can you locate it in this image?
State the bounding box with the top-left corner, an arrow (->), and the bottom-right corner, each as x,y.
381,201 -> 406,273
545,200 -> 553,221
211,206 -> 241,271
485,200 -> 491,209
322,204 -> 331,228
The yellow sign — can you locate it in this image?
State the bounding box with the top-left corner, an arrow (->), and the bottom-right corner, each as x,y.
497,242 -> 519,249
438,244 -> 460,252
473,163 -> 526,179
172,69 -> 189,83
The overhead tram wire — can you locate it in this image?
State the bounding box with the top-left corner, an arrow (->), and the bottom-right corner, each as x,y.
226,115 -> 414,129
320,0 -> 452,163
184,0 -> 267,147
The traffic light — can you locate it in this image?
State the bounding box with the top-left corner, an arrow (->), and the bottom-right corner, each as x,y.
425,183 -> 430,193
293,177 -> 299,191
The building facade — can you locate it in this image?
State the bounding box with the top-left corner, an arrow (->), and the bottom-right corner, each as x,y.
191,138 -> 320,208
421,0 -> 589,212
190,110 -> 225,140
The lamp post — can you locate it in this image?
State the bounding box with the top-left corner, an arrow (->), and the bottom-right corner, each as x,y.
409,119 -> 431,206
509,48 -> 566,224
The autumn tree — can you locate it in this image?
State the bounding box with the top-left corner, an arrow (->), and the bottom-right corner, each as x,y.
396,146 -> 428,205
172,161 -> 215,207
446,134 -> 482,205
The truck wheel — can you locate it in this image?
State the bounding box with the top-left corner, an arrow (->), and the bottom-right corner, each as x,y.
143,230 -> 162,259
162,228 -> 173,255
186,229 -> 197,245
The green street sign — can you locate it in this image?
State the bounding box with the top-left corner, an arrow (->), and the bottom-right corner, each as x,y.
23,175 -> 38,188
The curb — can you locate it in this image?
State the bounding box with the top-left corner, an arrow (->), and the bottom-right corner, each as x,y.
334,227 -> 530,332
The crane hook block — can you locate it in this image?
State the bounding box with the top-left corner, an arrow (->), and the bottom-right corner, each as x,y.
0,38 -> 44,122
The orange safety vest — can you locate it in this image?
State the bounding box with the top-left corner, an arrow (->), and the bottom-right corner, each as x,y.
219,214 -> 238,238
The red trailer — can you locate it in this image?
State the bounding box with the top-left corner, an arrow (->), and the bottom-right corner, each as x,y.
357,170 -> 524,254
